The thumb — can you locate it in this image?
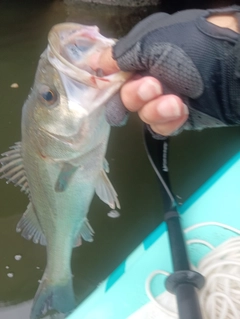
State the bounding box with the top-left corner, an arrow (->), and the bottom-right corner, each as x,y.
90,47 -> 120,75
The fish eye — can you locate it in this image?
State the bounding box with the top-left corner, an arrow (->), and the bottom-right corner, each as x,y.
42,90 -> 54,101
39,85 -> 58,106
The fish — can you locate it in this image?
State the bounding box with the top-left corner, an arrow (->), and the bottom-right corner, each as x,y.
0,23 -> 131,318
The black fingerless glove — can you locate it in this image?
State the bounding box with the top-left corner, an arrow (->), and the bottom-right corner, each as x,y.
107,5 -> 240,135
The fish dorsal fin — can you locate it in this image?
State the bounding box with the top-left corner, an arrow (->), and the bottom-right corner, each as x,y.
16,202 -> 47,246
74,219 -> 94,247
0,142 -> 29,194
95,169 -> 120,210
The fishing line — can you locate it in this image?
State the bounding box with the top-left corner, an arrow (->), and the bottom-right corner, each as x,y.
145,151 -> 176,207
145,222 -> 240,319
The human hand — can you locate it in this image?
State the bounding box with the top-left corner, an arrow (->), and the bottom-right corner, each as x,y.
94,6 -> 240,137
94,47 -> 188,136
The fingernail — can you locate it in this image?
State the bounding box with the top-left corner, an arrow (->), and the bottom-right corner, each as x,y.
157,98 -> 188,118
137,79 -> 162,101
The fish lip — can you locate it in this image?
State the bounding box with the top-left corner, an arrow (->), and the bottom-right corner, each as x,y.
48,22 -> 115,62
47,23 -> 116,87
46,22 -> 132,92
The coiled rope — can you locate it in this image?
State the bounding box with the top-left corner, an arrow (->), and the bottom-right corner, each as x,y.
145,222 -> 240,319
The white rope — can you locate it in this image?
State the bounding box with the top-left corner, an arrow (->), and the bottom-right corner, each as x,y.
186,239 -> 215,250
145,270 -> 178,318
145,222 -> 240,319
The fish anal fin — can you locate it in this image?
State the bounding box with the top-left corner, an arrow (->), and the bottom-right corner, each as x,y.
74,236 -> 82,247
95,170 -> 120,209
74,219 -> 94,247
16,202 -> 46,246
0,142 -> 29,194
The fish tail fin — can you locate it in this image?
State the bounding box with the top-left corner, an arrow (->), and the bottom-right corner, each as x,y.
30,276 -> 76,319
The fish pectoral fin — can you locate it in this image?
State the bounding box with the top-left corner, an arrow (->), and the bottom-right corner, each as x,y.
55,162 -> 79,192
16,202 -> 46,245
95,170 -> 120,209
0,142 -> 29,194
74,219 -> 94,247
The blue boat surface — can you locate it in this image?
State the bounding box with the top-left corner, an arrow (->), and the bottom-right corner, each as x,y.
67,151 -> 240,319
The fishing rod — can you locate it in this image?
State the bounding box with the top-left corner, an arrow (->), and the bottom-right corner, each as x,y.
143,125 -> 205,319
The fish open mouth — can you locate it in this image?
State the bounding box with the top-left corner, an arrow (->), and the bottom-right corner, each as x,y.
47,23 -> 116,87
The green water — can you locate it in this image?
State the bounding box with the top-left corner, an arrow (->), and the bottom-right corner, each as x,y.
0,0 -> 239,318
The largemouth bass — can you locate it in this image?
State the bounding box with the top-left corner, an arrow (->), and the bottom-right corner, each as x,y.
0,23 -> 131,318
